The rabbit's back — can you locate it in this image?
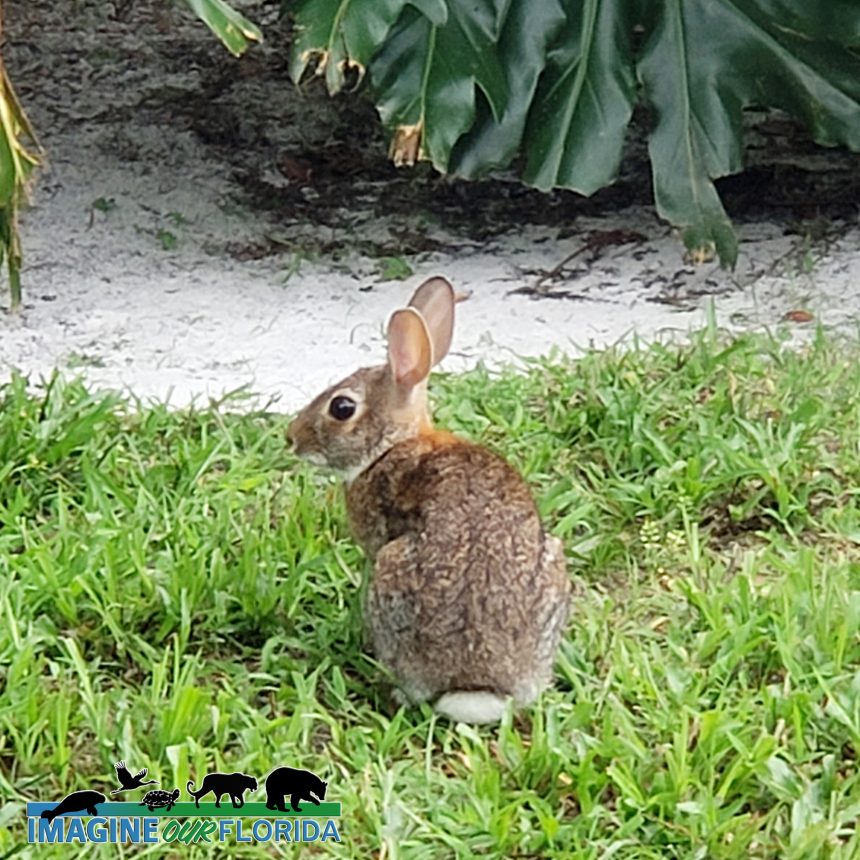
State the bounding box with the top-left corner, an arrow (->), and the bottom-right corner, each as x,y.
346,433 -> 570,701
346,432 -> 541,564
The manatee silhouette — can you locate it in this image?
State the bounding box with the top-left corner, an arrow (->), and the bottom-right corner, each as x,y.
41,790 -> 107,822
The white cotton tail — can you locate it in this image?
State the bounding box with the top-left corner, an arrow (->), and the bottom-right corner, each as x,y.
433,691 -> 509,724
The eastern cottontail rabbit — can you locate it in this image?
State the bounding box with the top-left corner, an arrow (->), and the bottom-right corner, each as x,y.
287,277 -> 570,723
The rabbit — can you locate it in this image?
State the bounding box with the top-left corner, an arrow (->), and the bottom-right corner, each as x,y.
286,276 -> 571,724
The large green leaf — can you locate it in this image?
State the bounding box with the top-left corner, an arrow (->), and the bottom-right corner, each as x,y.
289,0 -> 447,94
290,0 -> 860,266
449,0 -> 639,193
638,0 -> 860,266
521,0 -> 638,195
448,0 -> 567,177
371,3 -> 509,169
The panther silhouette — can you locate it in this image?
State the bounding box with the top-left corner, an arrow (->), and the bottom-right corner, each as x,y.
186,772 -> 257,808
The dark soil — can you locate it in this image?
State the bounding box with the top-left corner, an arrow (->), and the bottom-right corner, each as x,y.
5,0 -> 859,254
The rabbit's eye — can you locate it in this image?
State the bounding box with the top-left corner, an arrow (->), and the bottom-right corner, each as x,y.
329,396 -> 357,421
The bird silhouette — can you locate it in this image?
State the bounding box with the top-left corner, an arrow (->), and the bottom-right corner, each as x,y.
110,761 -> 158,795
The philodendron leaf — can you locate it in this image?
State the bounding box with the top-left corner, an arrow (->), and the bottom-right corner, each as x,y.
290,0 -> 447,94
289,0 -> 860,266
184,0 -> 262,57
522,0 -> 638,195
452,0 -> 638,195
638,0 -> 860,266
368,1 -> 507,171
448,0 -> 567,177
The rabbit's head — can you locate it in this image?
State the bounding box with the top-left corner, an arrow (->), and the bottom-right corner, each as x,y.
287,277 -> 455,481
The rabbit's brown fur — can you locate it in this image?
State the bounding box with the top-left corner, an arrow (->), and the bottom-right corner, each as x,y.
287,277 -> 570,723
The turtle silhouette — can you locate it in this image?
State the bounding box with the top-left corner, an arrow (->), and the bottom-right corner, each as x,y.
111,761 -> 158,795
139,788 -> 180,812
41,790 -> 106,821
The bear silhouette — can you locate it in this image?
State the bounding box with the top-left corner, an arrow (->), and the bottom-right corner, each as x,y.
41,790 -> 106,821
187,772 -> 257,808
264,767 -> 327,812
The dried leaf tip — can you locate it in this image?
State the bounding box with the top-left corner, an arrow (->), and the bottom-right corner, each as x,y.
687,242 -> 716,266
389,123 -> 423,167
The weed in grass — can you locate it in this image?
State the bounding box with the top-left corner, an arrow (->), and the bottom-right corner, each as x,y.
157,228 -> 178,251
281,249 -> 312,284
1,330 -> 860,856
66,351 -> 106,370
88,197 -> 117,230
166,211 -> 190,228
377,255 -> 414,281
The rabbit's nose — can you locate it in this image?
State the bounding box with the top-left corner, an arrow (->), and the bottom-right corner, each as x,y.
286,422 -> 297,448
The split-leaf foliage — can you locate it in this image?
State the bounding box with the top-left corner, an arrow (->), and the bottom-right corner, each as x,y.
289,0 -> 860,266
3,1 -> 859,304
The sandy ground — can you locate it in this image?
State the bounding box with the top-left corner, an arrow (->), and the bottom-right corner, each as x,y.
3,1 -> 859,412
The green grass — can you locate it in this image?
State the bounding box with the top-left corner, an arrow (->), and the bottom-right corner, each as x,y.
2,327 -> 860,857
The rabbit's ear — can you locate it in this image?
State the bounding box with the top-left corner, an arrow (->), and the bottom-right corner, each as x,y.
407,276 -> 455,365
387,308 -> 432,390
